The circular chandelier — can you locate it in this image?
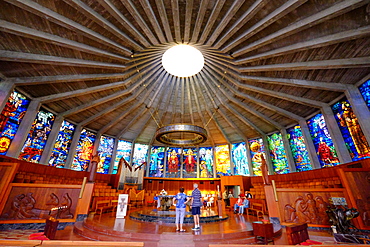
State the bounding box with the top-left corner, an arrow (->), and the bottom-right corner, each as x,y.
155,124 -> 207,146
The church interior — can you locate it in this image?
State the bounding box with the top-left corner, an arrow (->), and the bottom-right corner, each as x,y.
1,0 -> 370,246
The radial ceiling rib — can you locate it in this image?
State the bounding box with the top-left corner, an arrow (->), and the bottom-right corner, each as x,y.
222,0 -> 307,53
138,0 -> 167,43
218,106 -> 248,140
118,108 -> 150,139
233,0 -> 368,56
0,20 -> 129,62
239,57 -> 370,72
205,0 -> 245,46
235,26 -> 370,64
119,0 -> 159,46
156,0 -> 174,43
198,0 -> 226,44
185,79 -> 195,124
213,0 -> 266,49
171,0 -> 181,43
239,75 -> 347,92
0,50 -> 126,69
4,0 -> 132,55
180,78 -> 185,123
190,0 -> 209,44
183,0 -> 193,43
63,0 -> 144,49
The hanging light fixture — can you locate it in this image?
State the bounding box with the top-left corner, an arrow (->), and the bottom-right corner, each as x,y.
155,124 -> 207,146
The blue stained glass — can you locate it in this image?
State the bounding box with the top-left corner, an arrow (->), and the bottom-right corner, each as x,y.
0,91 -> 30,155
307,113 -> 340,167
97,135 -> 115,174
332,98 -> 370,160
215,144 -> 231,177
113,140 -> 132,174
49,120 -> 75,168
149,146 -> 165,177
199,146 -> 214,178
249,138 -> 266,176
182,147 -> 197,178
19,109 -> 55,163
166,147 -> 182,178
267,133 -> 290,174
232,142 -> 250,176
71,129 -> 96,171
132,143 -> 148,171
359,79 -> 370,110
287,125 -> 312,172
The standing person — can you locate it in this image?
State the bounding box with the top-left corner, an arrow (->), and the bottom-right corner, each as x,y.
190,183 -> 202,231
173,187 -> 188,232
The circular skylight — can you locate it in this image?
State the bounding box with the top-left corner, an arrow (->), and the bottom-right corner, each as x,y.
162,45 -> 204,77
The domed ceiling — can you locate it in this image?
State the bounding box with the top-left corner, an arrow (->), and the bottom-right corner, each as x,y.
1,0 -> 370,146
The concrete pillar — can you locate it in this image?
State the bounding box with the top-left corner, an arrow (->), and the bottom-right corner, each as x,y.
321,106 -> 352,163
228,143 -> 234,175
39,115 -> 64,165
109,138 -> 119,174
280,128 -> 296,172
245,139 -> 253,176
6,100 -> 41,158
261,135 -> 274,175
0,81 -> 15,111
64,124 -> 82,169
299,119 -> 321,169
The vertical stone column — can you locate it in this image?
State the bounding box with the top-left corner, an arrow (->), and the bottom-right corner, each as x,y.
280,128 -> 296,172
0,81 -> 14,111
39,115 -> 64,165
261,135 -> 274,175
64,124 -> 82,169
6,100 -> 41,158
245,139 -> 253,176
299,119 -> 321,169
109,138 -> 119,174
228,143 -> 234,175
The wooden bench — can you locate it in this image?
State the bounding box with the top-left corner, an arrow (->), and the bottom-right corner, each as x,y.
247,202 -> 264,219
95,200 -> 113,220
286,223 -> 309,245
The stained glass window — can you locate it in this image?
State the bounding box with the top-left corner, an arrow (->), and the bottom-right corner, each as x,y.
232,142 -> 250,176
199,146 -> 214,178
0,91 -> 30,155
249,138 -> 266,176
132,143 -> 148,170
307,113 -> 340,167
267,133 -> 290,174
215,144 -> 231,177
149,146 -> 165,177
166,147 -> 182,178
19,109 -> 55,163
287,125 -> 312,171
359,79 -> 370,110
71,129 -> 96,171
48,120 -> 75,168
97,135 -> 115,174
332,98 -> 370,160
183,147 -> 197,178
113,140 -> 132,174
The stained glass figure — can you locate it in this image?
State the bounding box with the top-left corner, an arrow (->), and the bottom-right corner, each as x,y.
232,142 -> 250,176
332,98 -> 370,160
48,120 -> 75,168
0,91 -> 30,155
199,146 -> 214,178
307,113 -> 340,167
287,125 -> 312,171
149,146 -> 165,177
97,135 -> 115,174
113,140 -> 132,174
359,79 -> 370,110
215,144 -> 231,177
166,147 -> 181,178
71,129 -> 96,171
182,147 -> 197,178
267,133 -> 290,174
249,138 -> 266,176
19,109 -> 55,163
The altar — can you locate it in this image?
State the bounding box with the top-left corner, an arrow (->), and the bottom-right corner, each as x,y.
156,195 -> 175,211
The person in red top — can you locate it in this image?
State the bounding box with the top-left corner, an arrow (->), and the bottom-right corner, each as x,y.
233,195 -> 243,214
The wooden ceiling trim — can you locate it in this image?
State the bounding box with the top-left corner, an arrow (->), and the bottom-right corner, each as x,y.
233,0 -> 368,56
213,0 -> 266,49
4,0 -> 132,55
205,0 -> 245,46
155,0 -> 174,43
0,50 -> 126,69
190,0 -> 210,44
62,0 -> 144,50
222,0 -> 307,53
0,20 -> 129,62
235,26 -> 370,64
239,75 -> 347,91
170,0 -> 181,43
169,77 -> 181,124
138,0 -> 167,43
181,78 -> 184,123
183,0 -> 193,43
198,0 -> 226,45
218,106 -> 248,140
118,107 -> 150,139
185,78 -> 195,124
119,0 -> 159,46
239,56 -> 370,72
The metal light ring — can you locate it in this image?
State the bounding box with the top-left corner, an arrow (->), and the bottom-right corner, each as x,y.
155,124 -> 207,146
